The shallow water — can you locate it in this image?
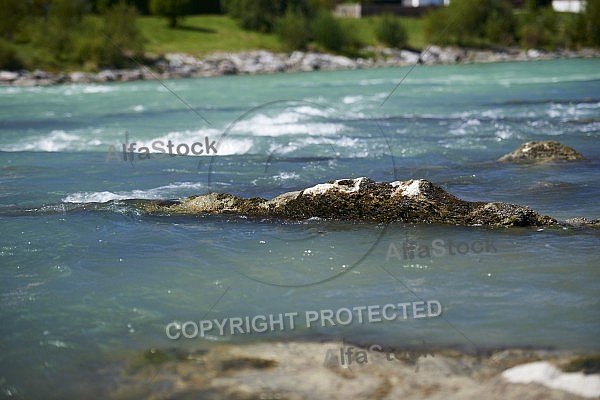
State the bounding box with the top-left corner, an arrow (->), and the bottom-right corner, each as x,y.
1,59 -> 599,398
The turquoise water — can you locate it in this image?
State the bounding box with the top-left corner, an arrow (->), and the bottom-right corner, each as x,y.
1,59 -> 600,398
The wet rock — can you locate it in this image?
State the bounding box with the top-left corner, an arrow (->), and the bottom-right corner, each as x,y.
97,70 -> 119,82
138,177 -> 558,228
498,141 -> 587,163
233,50 -> 286,74
3,47 -> 600,87
217,59 -> 237,75
120,69 -> 144,81
112,341 -> 599,400
69,71 -> 93,83
300,53 -> 356,71
0,71 -> 19,82
32,69 -> 51,80
400,50 -> 421,64
563,217 -> 600,228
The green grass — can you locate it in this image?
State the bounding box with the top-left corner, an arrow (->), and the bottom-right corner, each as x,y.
137,15 -> 286,56
340,16 -> 426,50
10,14 -> 427,72
137,15 -> 425,57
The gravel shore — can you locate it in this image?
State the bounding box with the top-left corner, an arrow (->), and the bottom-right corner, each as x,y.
1,46 -> 599,87
110,341 -> 600,399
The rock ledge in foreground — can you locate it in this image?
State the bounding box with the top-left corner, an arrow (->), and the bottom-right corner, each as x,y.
498,140 -> 587,163
140,177 -> 557,228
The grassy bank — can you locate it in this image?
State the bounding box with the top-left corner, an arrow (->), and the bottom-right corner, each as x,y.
138,15 -> 426,57
137,15 -> 285,56
8,14 -> 425,71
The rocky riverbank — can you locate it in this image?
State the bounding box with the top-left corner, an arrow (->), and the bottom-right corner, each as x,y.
1,46 -> 599,87
111,342 -> 600,399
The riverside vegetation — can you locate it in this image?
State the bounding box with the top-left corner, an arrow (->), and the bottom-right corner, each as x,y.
1,0 -> 599,73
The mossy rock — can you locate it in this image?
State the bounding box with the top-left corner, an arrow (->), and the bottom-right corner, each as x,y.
562,355 -> 600,374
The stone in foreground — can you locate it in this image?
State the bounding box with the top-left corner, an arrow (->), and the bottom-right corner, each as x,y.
140,178 -> 557,228
498,140 -> 586,163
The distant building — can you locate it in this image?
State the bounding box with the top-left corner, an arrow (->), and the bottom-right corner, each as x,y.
334,1 -> 446,18
402,0 -> 448,6
335,3 -> 362,18
552,0 -> 585,12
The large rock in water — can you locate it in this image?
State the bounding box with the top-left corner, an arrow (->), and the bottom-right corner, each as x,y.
498,140 -> 586,163
138,178 -> 557,227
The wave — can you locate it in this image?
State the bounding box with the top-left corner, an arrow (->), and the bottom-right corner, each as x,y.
0,130 -> 100,152
62,182 -> 205,203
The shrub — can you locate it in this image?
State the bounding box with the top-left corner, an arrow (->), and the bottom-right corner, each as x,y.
517,7 -> 585,49
0,39 -> 23,70
311,11 -> 362,54
103,1 -> 145,60
375,13 -> 407,48
581,0 -> 600,46
222,0 -> 282,33
311,11 -> 344,51
149,0 -> 191,28
275,10 -> 310,50
423,0 -> 517,47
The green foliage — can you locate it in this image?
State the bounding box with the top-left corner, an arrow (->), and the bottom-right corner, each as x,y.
97,1 -> 145,67
580,0 -> 600,46
311,11 -> 344,52
1,0 -> 144,71
484,5 -> 517,46
149,0 -> 191,28
222,0 -> 283,32
0,39 -> 23,70
30,0 -> 89,62
423,0 -> 517,47
519,7 -> 563,49
311,11 -> 363,54
375,13 -> 407,48
275,9 -> 310,50
0,0 -> 27,40
104,1 -> 145,55
423,6 -> 449,43
562,355 -> 600,374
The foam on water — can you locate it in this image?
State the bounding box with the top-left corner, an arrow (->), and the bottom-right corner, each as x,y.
62,182 -> 205,203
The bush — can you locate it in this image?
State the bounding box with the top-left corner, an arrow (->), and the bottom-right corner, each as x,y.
103,1 -> 144,60
222,0 -> 283,33
484,5 -> 517,46
424,0 -> 517,46
519,7 -> 560,49
149,0 -> 191,28
275,10 -> 310,50
0,0 -> 26,40
581,0 -> 600,46
0,39 -> 23,70
375,13 -> 407,48
311,11 -> 362,54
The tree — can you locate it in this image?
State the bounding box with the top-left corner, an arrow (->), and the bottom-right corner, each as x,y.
581,0 -> 600,46
311,10 -> 363,54
424,0 -> 517,46
0,0 -> 27,40
222,0 -> 283,32
275,9 -> 310,50
149,0 -> 190,28
375,13 -> 408,48
101,1 -> 145,66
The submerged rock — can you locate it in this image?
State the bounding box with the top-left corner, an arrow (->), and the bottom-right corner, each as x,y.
498,140 -> 587,163
138,177 -> 557,228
